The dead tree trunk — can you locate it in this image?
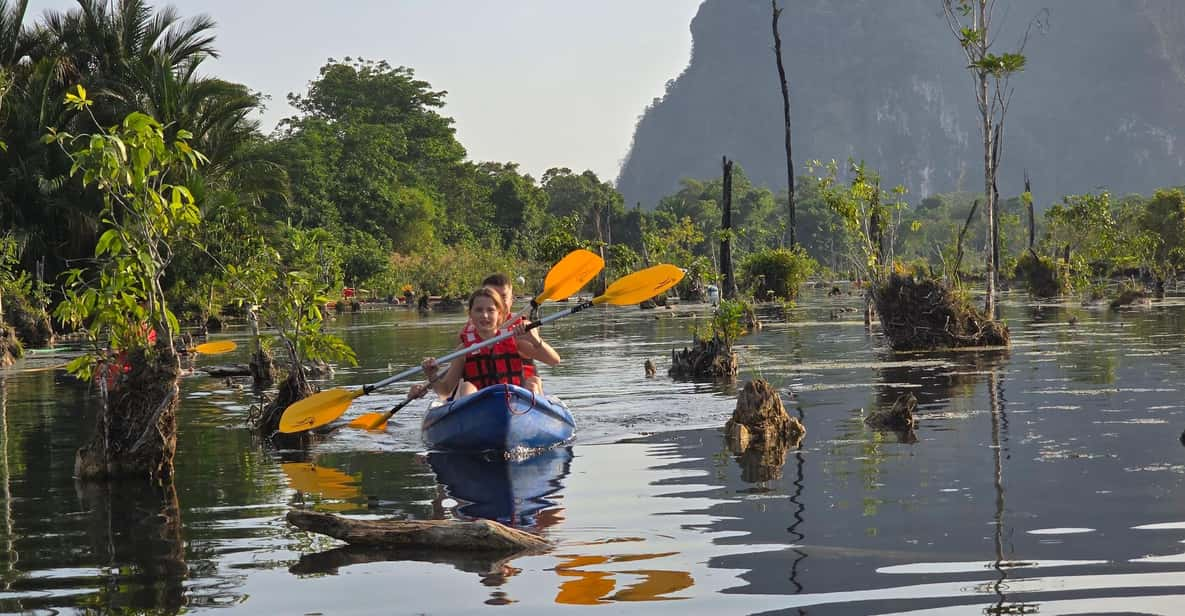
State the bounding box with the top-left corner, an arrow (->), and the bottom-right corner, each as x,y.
721,156 -> 738,300
772,0 -> 796,248
1024,170 -> 1035,255
954,200 -> 980,282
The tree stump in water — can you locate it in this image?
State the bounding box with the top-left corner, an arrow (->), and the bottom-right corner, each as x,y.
865,392 -> 918,432
3,294 -> 54,348
1110,283 -> 1151,309
873,274 -> 1009,351
286,510 -> 550,552
253,369 -> 314,446
249,347 -> 276,387
76,345 -> 181,481
725,380 -> 804,482
669,336 -> 737,380
0,324 -> 19,367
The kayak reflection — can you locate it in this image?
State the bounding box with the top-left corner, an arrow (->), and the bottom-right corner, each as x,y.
427,446 -> 573,530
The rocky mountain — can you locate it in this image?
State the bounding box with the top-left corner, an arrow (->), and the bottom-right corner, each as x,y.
617,0 -> 1185,210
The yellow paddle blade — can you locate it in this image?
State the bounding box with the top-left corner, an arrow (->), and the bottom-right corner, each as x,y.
535,249 -> 604,303
347,412 -> 388,431
594,264 -> 684,306
278,388 -> 363,433
193,340 -> 236,354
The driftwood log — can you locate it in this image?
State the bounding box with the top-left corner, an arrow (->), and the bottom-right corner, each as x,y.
201,364 -> 252,377
286,510 -> 551,552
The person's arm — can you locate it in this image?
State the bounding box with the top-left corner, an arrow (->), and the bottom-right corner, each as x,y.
422,354 -> 465,397
514,323 -> 560,366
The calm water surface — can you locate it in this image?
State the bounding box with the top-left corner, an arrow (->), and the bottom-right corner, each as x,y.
2,288 -> 1185,614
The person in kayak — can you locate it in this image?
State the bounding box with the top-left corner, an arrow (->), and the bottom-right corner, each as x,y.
456,272 -> 550,391
424,287 -> 560,397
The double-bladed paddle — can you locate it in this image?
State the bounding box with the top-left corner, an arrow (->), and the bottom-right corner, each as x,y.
278,262 -> 683,434
278,249 -> 604,433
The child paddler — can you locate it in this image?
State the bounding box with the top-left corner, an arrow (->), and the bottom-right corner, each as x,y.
423,287 -> 560,398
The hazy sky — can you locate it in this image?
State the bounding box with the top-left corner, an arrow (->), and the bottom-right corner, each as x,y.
25,0 -> 704,182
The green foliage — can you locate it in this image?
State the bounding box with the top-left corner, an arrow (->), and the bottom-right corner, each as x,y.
47,92 -> 205,381
387,244 -> 518,300
691,298 -> 749,352
809,159 -> 907,283
225,223 -> 357,369
740,246 -> 817,300
1042,192 -> 1118,291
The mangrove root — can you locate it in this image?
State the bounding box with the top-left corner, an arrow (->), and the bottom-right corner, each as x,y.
286,510 -> 551,552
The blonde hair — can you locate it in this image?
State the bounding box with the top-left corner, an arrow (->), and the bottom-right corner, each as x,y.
467,287 -> 507,318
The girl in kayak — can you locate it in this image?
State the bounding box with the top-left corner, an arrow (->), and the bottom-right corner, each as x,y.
454,273 -> 551,391
424,287 -> 560,397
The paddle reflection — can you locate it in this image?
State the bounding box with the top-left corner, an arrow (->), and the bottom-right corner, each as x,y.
280,461 -> 365,512
426,446 -> 572,530
553,550 -> 694,604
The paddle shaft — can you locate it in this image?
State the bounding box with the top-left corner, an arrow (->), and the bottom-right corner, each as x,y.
361,300 -> 595,395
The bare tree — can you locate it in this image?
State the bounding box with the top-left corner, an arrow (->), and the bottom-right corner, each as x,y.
942,0 -> 1031,319
771,0 -> 796,248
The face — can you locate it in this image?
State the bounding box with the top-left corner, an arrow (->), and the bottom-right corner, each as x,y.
485,284 -> 513,310
469,295 -> 502,331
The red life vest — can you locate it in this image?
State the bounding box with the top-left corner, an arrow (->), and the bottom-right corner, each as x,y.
460,326 -> 527,389
459,320 -> 536,379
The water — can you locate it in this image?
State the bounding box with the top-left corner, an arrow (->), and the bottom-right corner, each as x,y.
2,288 -> 1185,614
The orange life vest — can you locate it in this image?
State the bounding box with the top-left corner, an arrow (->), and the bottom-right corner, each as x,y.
459,320 -> 536,379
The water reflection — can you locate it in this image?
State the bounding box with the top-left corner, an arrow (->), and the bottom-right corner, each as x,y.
75,481 -> 187,612
553,549 -> 695,604
427,447 -> 572,530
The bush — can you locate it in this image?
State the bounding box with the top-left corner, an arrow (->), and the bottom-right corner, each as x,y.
386,244 -> 521,300
1013,251 -> 1067,298
740,246 -> 817,300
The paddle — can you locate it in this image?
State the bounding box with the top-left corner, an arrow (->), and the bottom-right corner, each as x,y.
278,263 -> 683,434
193,340 -> 237,354
278,252 -> 604,434
344,367 -> 448,431
515,248 -> 604,318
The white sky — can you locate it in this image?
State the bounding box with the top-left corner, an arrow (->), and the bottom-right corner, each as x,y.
25,0 -> 703,182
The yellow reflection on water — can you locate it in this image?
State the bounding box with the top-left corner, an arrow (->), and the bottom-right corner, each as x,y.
553,551 -> 694,605
280,462 -> 363,511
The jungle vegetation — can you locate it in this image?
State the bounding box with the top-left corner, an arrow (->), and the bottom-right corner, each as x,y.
1,0 -> 1183,353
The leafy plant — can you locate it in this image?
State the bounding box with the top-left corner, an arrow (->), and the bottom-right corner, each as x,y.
46,87 -> 205,381
740,246 -> 817,300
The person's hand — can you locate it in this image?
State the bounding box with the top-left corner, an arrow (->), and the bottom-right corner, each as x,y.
421,357 -> 438,378
513,320 -> 540,341
408,382 -> 429,399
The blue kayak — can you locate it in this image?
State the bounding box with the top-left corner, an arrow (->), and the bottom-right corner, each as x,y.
421,383 -> 575,452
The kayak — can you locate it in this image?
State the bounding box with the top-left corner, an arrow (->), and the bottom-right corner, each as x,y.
426,446 -> 573,528
421,383 -> 575,452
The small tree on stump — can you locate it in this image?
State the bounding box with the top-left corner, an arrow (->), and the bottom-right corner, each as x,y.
813,159 -> 1009,350
47,88 -> 205,481
227,223 -> 357,438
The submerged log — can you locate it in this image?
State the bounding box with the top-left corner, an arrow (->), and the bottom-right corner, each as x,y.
202,364 -> 252,377
669,336 -> 737,380
286,510 -> 551,552
873,274 -> 1009,351
249,347 -> 276,387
